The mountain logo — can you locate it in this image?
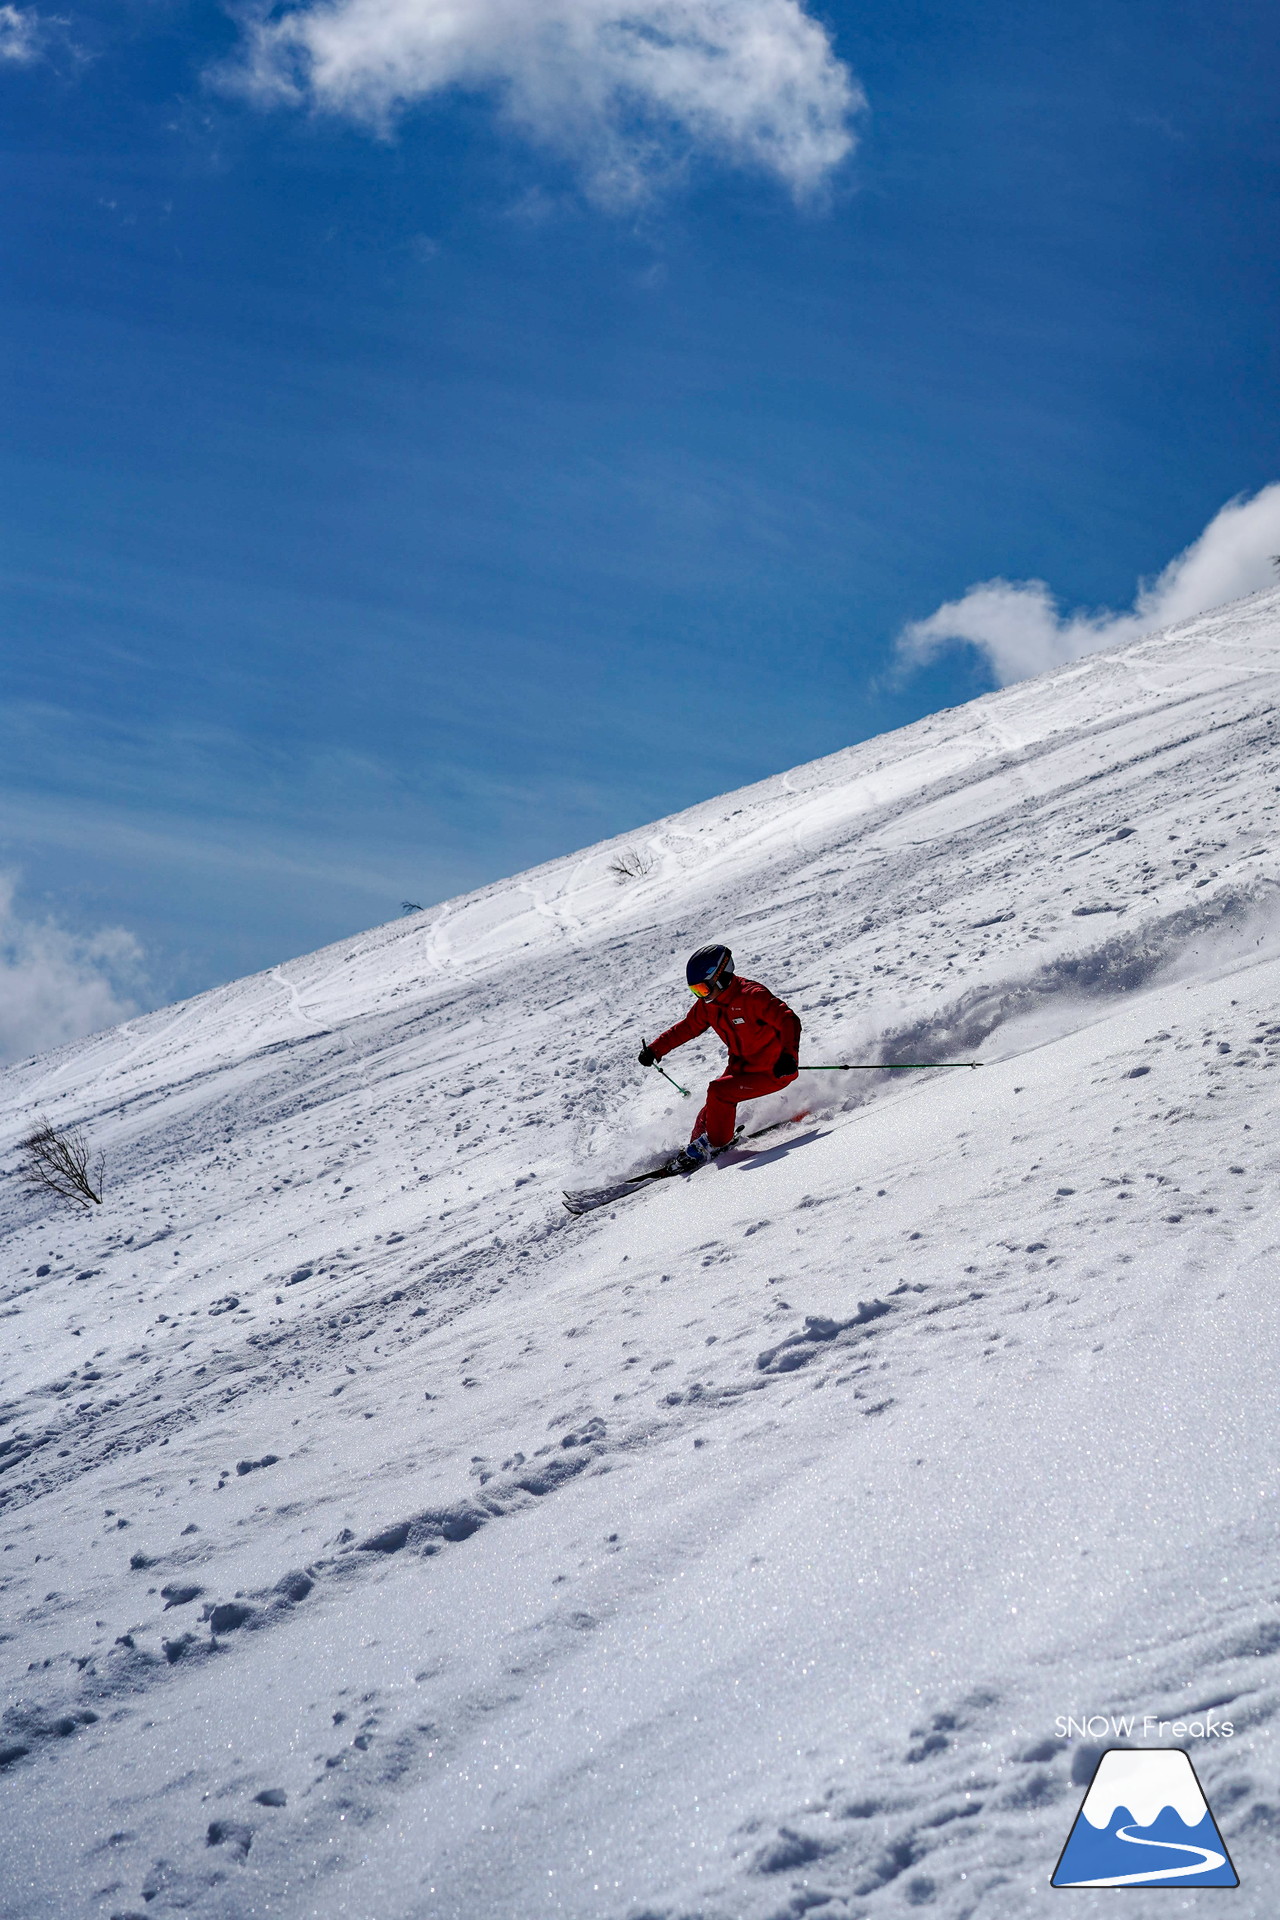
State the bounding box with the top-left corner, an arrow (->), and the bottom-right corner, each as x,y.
1051,1748 -> 1238,1888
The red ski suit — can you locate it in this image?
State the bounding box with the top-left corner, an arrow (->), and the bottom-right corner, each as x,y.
650,976 -> 802,1151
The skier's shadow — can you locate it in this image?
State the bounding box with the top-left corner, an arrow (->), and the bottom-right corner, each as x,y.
725,1127 -> 826,1171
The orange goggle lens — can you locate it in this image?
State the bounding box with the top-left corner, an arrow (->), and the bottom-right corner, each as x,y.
689,980 -> 712,997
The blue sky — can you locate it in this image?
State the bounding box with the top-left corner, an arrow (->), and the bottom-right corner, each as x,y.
1,0 -> 1278,1045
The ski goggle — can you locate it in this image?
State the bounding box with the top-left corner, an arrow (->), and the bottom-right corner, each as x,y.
689,979 -> 714,997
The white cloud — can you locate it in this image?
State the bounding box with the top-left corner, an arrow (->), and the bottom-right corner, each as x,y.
899,483 -> 1280,687
0,876 -> 145,1067
233,0 -> 861,202
0,3 -> 44,60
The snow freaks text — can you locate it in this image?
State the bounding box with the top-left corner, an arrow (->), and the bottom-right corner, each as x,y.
1055,1714 -> 1235,1740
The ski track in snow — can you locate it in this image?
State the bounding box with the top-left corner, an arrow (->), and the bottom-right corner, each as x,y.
2,593 -> 1280,1916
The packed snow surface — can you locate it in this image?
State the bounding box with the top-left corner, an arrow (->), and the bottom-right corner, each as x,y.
3,589 -> 1280,1919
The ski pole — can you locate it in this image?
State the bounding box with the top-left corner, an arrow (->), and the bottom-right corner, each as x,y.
801,1062 -> 983,1071
639,1038 -> 691,1097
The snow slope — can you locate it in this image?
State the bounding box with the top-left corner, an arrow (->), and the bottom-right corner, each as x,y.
3,588 -> 1280,1919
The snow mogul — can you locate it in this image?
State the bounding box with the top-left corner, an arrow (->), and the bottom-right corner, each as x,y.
638,944 -> 801,1173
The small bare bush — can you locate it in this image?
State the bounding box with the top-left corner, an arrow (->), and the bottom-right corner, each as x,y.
20,1115 -> 104,1209
608,848 -> 654,884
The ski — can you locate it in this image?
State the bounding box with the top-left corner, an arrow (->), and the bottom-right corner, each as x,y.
561,1164 -> 681,1215
561,1112 -> 811,1216
728,1108 -> 810,1147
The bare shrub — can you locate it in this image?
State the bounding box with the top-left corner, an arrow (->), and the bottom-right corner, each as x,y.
20,1115 -> 104,1209
608,848 -> 654,884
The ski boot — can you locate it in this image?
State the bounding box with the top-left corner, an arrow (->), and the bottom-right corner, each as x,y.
666,1132 -> 720,1175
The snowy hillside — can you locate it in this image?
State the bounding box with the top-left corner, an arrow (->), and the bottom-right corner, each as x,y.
4,588 -> 1280,1919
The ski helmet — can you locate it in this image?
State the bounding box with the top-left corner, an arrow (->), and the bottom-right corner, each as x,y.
686,943 -> 734,998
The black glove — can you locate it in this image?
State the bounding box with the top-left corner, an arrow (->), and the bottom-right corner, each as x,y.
774,1051 -> 798,1078
638,1044 -> 659,1067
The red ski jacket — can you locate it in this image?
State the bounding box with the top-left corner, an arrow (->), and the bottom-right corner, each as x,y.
651,976 -> 801,1074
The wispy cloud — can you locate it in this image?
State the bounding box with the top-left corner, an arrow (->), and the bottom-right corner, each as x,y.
899,483 -> 1280,687
230,0 -> 861,203
0,875 -> 145,1067
0,3 -> 47,61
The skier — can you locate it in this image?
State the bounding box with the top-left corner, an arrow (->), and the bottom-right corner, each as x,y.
638,944 -> 801,1172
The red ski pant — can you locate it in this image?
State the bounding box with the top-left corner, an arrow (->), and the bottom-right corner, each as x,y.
693,1068 -> 799,1151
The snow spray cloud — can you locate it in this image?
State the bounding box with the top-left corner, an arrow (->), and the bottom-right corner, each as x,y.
228,0 -> 861,204
856,882 -> 1280,1075
0,875 -> 145,1066
1147,887 -> 1280,992
898,483 -> 1280,688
